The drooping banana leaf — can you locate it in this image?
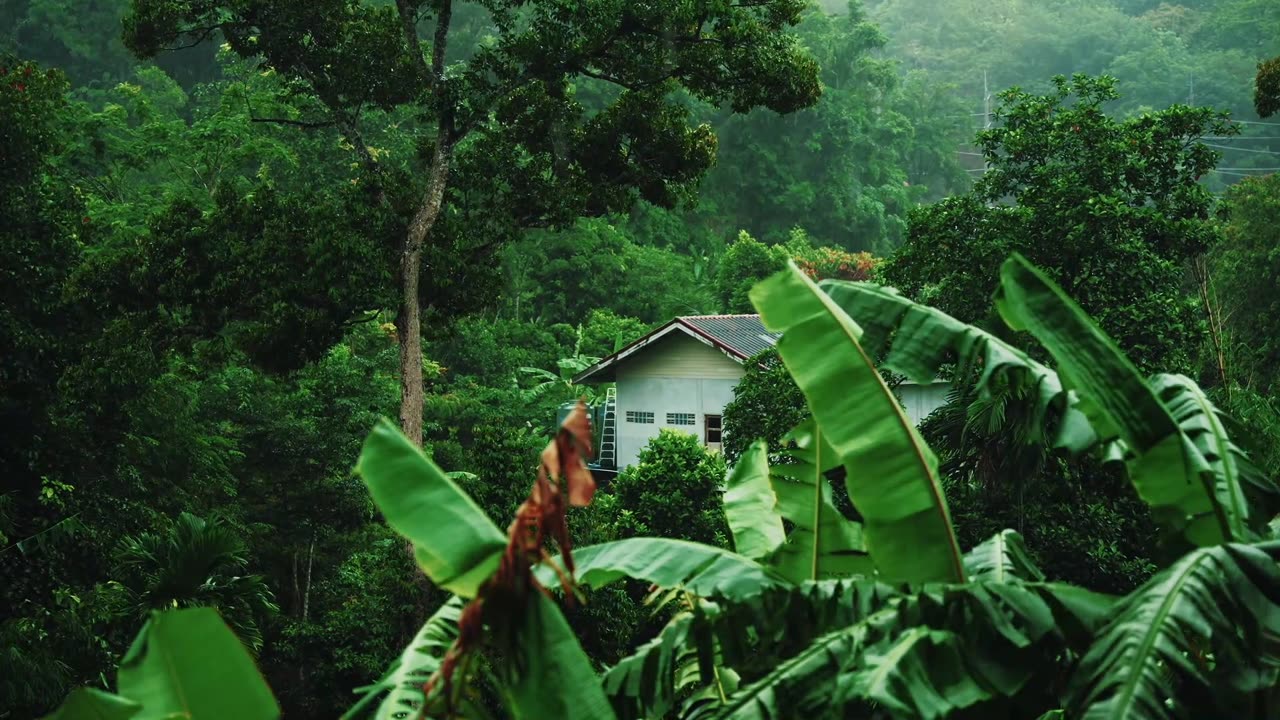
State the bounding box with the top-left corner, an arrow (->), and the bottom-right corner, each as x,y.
964,530 -> 1046,583
996,254 -> 1240,546
1067,542 -> 1280,719
821,280 -> 1095,452
343,597 -> 464,720
689,607 -> 899,720
722,440 -> 786,561
604,611 -> 700,720
606,579 -> 899,720
604,603 -> 740,720
357,420 -> 506,597
843,627 -> 993,720
751,262 -> 965,584
769,419 -> 873,582
1150,373 -> 1280,539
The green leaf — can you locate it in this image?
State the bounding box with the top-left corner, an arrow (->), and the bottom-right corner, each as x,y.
996,254 -> 1235,546
770,420 -> 873,581
42,688 -> 140,720
357,419 -> 506,597
751,262 -> 965,584
821,279 -> 1095,452
609,580 -> 899,720
964,530 -> 1046,583
343,596 -> 464,720
722,439 -> 785,561
504,592 -> 617,720
542,538 -> 792,600
116,608 -> 279,720
1067,543 -> 1280,719
1150,373 -> 1278,538
846,627 -> 992,720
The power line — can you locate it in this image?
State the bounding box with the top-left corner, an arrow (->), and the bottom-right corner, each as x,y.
1210,169 -> 1280,177
1203,141 -> 1274,154
1228,119 -> 1280,127
1203,136 -> 1280,141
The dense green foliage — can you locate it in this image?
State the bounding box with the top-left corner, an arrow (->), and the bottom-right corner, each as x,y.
5,0 -> 1280,717
44,255 -> 1280,720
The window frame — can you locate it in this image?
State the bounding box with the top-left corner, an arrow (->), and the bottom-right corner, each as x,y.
704,414 -> 723,444
626,410 -> 655,424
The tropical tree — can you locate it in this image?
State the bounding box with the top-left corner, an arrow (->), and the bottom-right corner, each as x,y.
883,74 -> 1230,375
113,512 -> 277,652
121,0 -> 823,448
1259,56 -> 1280,117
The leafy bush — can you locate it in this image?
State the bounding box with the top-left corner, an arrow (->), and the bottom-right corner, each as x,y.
609,430 -> 731,548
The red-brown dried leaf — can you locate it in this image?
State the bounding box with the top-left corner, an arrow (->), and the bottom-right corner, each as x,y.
420,400 -> 599,716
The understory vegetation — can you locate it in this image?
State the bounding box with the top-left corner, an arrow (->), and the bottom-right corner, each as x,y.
4,0 -> 1280,718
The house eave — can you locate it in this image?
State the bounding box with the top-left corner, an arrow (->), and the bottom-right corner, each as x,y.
573,320 -> 751,385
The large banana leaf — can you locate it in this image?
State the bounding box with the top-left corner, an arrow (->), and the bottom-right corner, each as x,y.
357,420 -> 506,597
1150,373 -> 1280,538
1067,542 -> 1280,719
770,420 -> 873,582
821,280 -> 1095,452
722,440 -> 785,561
964,530 -> 1046,583
995,255 -> 1238,546
504,592 -> 617,720
751,262 -> 965,584
537,538 -> 792,600
116,608 -> 279,720
698,578 -> 1088,720
344,597 -> 465,720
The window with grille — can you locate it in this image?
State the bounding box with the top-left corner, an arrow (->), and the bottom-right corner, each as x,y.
666,412 -> 695,426
704,414 -> 723,444
626,411 -> 654,424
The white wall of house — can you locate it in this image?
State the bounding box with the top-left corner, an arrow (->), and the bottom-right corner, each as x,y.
897,381 -> 951,426
614,333 -> 744,469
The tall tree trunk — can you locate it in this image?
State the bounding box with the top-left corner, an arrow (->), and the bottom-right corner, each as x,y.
1193,256 -> 1231,399
396,143 -> 452,446
302,535 -> 315,622
394,0 -> 454,447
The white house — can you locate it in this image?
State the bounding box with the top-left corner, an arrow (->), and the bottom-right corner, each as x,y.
572,314 -> 949,471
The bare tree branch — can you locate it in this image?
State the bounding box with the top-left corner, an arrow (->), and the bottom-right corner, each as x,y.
395,0 -> 431,80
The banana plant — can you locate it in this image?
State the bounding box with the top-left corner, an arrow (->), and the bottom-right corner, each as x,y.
751,259 -> 966,584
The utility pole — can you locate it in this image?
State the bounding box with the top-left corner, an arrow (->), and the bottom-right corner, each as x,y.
983,70 -> 992,132
1189,71 -> 1195,105
983,70 -> 992,173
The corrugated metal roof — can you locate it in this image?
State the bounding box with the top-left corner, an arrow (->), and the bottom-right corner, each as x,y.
678,315 -> 778,360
